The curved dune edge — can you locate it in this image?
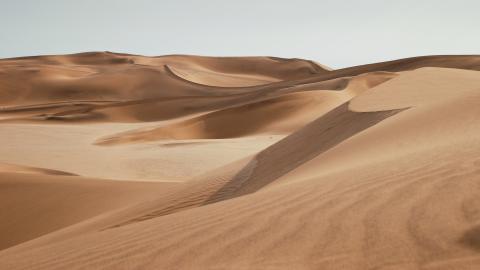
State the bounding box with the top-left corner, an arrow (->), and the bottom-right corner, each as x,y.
96,71 -> 397,144
1,54 -> 480,270
0,52 -> 325,122
101,103 -> 403,229
0,162 -> 77,176
2,54 -> 479,123
0,102 -> 405,251
165,64 -> 278,87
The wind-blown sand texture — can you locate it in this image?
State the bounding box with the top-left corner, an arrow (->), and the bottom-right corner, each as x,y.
1,52 -> 480,269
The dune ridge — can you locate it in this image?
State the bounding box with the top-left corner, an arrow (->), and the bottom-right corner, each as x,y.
0,53 -> 480,270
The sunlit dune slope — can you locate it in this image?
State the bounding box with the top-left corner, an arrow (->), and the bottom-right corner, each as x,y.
1,53 -> 480,270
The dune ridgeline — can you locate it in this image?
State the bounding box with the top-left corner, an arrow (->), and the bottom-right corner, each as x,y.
1,52 -> 480,269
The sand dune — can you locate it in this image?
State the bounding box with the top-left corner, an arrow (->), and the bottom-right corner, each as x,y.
96,71 -> 396,144
0,52 -> 325,122
0,171 -> 179,251
1,53 -> 480,270
0,162 -> 77,176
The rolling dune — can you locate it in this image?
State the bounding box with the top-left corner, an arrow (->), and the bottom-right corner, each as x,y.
1,53 -> 480,270
0,171 -> 180,251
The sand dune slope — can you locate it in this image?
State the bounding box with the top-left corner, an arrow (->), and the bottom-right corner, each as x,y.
1,134 -> 479,269
96,72 -> 396,144
0,53 -> 479,270
0,172 -> 179,251
0,52 -> 326,122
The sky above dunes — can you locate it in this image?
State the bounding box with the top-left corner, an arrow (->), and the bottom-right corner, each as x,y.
1,0 -> 479,68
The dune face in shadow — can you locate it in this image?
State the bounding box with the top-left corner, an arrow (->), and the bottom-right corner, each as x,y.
460,226 -> 480,251
205,103 -> 404,203
96,72 -> 397,144
106,104 -> 402,227
1,52 -> 480,270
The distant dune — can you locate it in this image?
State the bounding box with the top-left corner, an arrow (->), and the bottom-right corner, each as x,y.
1,52 -> 480,269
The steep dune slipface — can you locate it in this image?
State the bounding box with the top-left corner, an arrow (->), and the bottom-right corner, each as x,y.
0,53 -> 480,270
272,67 -> 480,185
96,71 -> 397,144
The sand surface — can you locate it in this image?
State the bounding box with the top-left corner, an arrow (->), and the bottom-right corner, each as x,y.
1,52 -> 480,269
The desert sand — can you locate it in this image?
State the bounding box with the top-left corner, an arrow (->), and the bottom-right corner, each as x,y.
0,52 -> 480,269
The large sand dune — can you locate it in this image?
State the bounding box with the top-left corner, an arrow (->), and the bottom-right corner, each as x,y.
0,52 -> 480,269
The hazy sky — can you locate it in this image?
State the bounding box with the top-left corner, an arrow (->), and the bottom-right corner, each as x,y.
1,0 -> 479,68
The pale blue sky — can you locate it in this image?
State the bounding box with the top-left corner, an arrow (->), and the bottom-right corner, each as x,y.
1,0 -> 479,68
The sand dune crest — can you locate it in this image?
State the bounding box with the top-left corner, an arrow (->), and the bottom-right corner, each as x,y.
1,53 -> 480,270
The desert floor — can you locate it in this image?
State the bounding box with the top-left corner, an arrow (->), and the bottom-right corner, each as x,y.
1,52 -> 480,269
